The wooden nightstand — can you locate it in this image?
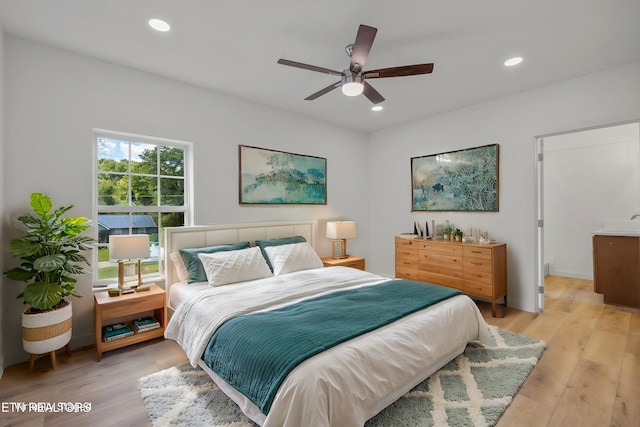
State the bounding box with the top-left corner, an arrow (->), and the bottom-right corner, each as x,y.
321,255 -> 365,270
94,284 -> 167,361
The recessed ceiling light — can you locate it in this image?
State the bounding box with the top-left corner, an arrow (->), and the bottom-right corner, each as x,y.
371,105 -> 383,111
504,57 -> 523,67
149,18 -> 170,32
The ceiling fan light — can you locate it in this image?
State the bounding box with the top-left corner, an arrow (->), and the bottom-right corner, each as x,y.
342,82 -> 364,96
371,105 -> 383,111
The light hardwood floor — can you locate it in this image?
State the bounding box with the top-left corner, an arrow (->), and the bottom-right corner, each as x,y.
1,276 -> 638,426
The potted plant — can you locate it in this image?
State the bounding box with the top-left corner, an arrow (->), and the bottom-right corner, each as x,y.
3,193 -> 94,365
443,225 -> 453,241
454,228 -> 463,242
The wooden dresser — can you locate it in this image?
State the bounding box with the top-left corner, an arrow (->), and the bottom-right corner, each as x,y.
395,237 -> 507,317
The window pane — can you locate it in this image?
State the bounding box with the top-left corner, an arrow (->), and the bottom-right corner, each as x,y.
160,178 -> 184,206
134,212 -> 159,245
131,175 -> 157,206
160,147 -> 185,177
131,142 -> 157,174
97,174 -> 129,205
97,138 -> 129,172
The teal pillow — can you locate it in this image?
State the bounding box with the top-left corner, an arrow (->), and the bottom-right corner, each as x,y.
255,236 -> 306,271
179,242 -> 250,283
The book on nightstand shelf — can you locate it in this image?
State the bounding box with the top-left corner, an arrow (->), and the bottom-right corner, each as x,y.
103,323 -> 134,341
132,317 -> 160,332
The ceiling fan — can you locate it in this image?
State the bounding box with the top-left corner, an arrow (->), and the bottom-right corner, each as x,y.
277,24 -> 434,105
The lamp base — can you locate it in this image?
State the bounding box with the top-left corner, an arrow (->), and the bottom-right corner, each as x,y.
331,239 -> 347,258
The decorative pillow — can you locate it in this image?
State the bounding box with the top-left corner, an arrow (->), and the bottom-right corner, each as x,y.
198,246 -> 272,287
169,251 -> 188,282
264,242 -> 323,276
179,242 -> 250,283
255,236 -> 307,271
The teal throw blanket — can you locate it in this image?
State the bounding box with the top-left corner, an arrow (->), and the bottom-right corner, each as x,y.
202,279 -> 462,414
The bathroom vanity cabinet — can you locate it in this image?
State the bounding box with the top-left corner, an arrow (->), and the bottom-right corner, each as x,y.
592,234 -> 640,308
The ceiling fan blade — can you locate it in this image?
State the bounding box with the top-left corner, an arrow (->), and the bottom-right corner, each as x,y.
277,59 -> 343,76
362,81 -> 385,104
364,63 -> 434,79
305,81 -> 342,100
350,25 -> 377,73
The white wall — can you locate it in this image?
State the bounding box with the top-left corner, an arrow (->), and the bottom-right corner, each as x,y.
1,36 -> 369,367
0,25 -> 6,375
543,123 -> 640,279
367,61 -> 640,313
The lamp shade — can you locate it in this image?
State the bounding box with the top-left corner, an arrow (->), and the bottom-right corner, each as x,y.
326,221 -> 357,239
109,235 -> 150,260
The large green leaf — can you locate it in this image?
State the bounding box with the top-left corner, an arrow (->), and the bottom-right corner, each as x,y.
22,282 -> 63,310
8,238 -> 40,257
30,193 -> 52,217
61,217 -> 90,236
33,254 -> 66,272
5,267 -> 37,282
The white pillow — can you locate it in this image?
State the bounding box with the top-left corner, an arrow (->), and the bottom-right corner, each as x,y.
170,251 -> 188,282
264,242 -> 323,276
198,246 -> 272,287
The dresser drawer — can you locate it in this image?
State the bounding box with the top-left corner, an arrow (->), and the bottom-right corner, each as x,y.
463,269 -> 494,286
420,253 -> 463,278
396,259 -> 419,274
464,280 -> 493,297
395,248 -> 418,262
463,257 -> 493,274
420,241 -> 463,256
396,264 -> 421,281
463,246 -> 493,260
395,238 -> 420,250
420,271 -> 464,291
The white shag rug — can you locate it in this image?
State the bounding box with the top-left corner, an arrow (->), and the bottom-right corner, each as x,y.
139,326 -> 546,427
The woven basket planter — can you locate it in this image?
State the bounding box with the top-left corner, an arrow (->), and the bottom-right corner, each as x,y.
22,302 -> 72,355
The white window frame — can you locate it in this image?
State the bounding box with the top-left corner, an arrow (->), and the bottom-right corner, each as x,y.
92,129 -> 194,288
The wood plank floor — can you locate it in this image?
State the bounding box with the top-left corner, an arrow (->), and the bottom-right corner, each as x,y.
1,275 -> 638,426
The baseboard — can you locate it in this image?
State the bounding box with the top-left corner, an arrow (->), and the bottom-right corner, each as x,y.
549,270 -> 593,280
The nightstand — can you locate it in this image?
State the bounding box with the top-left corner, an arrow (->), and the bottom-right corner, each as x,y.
321,255 -> 365,270
94,284 -> 167,361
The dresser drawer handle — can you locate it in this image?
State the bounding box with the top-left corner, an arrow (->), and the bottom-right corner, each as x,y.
471,250 -> 482,254
471,262 -> 482,266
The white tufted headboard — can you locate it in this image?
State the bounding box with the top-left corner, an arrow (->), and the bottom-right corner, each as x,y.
164,220 -> 318,292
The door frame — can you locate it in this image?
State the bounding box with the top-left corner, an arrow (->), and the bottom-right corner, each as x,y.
534,119 -> 640,312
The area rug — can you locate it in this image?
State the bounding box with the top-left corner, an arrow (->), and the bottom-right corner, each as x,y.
138,326 -> 546,427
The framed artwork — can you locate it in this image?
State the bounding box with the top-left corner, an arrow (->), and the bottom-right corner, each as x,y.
411,144 -> 499,211
239,145 -> 327,205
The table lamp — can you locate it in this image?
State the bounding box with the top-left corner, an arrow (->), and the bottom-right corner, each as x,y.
326,221 -> 357,258
109,234 -> 150,290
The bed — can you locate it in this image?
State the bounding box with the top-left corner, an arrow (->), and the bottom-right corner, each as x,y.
163,220 -> 490,427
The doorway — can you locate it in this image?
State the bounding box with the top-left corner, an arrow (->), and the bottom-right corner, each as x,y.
534,121 -> 640,312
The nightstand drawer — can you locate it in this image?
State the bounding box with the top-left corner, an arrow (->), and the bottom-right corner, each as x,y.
100,293 -> 165,318
340,259 -> 365,270
321,256 -> 365,270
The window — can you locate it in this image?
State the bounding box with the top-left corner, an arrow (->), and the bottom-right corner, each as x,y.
94,130 -> 192,287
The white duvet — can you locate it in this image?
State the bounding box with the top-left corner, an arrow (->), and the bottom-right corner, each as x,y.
165,267 -> 490,427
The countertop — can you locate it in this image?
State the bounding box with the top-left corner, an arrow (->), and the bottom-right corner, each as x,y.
592,229 -> 640,237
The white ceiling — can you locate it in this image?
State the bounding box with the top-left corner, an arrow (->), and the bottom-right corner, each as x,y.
1,0 -> 639,133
